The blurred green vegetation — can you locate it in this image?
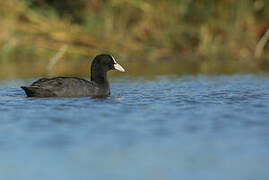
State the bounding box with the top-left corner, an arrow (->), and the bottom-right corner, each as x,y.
0,0 -> 269,78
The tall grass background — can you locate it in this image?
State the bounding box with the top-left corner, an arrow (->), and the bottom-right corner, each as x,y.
0,0 -> 268,78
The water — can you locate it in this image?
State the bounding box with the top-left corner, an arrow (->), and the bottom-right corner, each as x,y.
0,75 -> 269,180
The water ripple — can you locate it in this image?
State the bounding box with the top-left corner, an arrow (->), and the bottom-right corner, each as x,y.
0,75 -> 269,180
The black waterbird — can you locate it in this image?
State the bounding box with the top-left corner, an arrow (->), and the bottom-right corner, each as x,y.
21,54 -> 125,97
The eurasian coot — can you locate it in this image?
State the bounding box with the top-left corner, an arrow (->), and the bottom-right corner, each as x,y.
21,54 -> 125,97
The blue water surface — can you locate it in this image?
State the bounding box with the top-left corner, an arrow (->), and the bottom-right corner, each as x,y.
0,75 -> 269,180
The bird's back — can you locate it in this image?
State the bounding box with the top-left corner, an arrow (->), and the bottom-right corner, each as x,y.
21,77 -> 107,97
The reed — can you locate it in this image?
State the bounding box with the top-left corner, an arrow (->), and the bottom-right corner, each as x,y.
0,0 -> 268,65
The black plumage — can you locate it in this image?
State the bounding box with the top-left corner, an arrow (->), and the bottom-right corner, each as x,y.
21,54 -> 125,97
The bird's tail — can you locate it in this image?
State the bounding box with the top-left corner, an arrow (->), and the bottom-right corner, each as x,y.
21,86 -> 54,97
21,86 -> 36,97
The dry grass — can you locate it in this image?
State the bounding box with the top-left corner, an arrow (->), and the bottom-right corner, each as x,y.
0,0 -> 268,65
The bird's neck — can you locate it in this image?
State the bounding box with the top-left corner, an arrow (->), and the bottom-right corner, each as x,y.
91,68 -> 108,85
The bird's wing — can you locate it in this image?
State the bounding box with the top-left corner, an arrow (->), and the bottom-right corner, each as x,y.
30,77 -> 98,96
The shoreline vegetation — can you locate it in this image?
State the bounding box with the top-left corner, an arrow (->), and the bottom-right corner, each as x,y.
0,60 -> 266,80
0,0 -> 268,79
